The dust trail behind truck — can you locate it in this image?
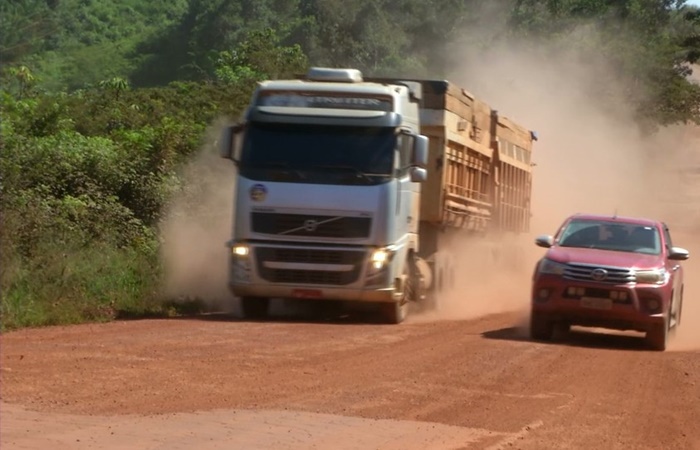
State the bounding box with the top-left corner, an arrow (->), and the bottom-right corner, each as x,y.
219,67 -> 537,323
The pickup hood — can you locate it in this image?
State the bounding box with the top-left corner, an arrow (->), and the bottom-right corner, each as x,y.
546,246 -> 663,270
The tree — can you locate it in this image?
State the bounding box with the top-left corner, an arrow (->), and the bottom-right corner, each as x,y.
213,28 -> 308,85
7,65 -> 37,98
98,77 -> 130,100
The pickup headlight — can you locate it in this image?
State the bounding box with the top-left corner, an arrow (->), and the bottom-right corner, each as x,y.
634,268 -> 668,284
538,258 -> 566,276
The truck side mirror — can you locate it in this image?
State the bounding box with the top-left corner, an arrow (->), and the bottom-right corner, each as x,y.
412,135 -> 429,168
409,167 -> 427,183
219,125 -> 234,160
219,124 -> 244,161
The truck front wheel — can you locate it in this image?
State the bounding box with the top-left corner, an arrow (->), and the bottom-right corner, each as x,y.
380,259 -> 415,324
240,297 -> 270,320
380,300 -> 408,324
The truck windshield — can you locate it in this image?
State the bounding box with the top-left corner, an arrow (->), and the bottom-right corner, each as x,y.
239,122 -> 395,185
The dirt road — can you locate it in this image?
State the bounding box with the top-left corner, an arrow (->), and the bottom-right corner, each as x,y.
3,259 -> 700,450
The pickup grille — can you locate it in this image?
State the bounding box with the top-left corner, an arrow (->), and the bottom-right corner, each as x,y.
251,212 -> 371,239
563,263 -> 635,284
255,247 -> 364,285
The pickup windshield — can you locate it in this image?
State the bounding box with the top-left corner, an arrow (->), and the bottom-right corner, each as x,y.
239,123 -> 395,185
558,219 -> 661,255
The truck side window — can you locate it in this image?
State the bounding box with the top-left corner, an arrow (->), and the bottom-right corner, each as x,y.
396,133 -> 413,177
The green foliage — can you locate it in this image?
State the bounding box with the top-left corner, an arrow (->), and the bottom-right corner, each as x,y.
0,75 -> 253,330
509,0 -> 700,124
2,0 -> 700,330
5,0 -> 699,123
213,29 -> 309,85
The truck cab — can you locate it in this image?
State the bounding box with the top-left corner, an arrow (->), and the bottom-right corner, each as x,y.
219,67 -> 429,323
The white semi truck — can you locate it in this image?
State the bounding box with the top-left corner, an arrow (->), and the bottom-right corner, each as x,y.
219,67 -> 537,323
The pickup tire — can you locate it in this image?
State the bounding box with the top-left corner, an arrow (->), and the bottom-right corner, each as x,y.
240,297 -> 270,320
646,316 -> 669,351
530,312 -> 553,341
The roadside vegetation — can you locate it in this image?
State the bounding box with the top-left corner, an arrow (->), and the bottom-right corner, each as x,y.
2,0 -> 699,330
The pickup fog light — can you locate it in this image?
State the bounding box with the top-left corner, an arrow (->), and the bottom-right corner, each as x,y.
610,291 -> 628,301
634,268 -> 667,284
646,298 -> 661,313
232,244 -> 250,257
538,259 -> 566,276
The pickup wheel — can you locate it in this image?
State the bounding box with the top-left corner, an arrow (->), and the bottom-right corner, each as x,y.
678,286 -> 684,327
240,297 -> 270,320
646,316 -> 669,351
530,312 -> 553,341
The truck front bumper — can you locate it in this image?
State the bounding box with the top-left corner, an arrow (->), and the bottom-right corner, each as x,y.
227,241 -> 401,303
230,284 -> 399,303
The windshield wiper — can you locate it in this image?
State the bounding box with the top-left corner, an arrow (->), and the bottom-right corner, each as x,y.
249,161 -> 306,179
310,165 -> 376,182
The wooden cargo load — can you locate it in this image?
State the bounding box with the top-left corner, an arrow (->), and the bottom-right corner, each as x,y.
415,80 -> 536,235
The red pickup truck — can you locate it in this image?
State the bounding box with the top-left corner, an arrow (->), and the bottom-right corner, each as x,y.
530,213 -> 690,351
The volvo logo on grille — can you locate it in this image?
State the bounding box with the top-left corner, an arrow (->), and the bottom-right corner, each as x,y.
591,268 -> 609,281
303,219 -> 319,232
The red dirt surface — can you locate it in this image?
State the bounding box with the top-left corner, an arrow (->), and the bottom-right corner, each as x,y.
3,241 -> 700,450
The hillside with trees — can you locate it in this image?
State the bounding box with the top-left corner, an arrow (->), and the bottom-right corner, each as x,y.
1,0 -> 700,329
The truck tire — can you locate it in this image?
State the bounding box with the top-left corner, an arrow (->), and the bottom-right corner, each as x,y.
380,300 -> 408,324
380,259 -> 414,324
530,312 -> 553,341
240,297 -> 270,320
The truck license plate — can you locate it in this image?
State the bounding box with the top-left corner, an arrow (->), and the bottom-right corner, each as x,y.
292,289 -> 322,299
580,297 -> 613,310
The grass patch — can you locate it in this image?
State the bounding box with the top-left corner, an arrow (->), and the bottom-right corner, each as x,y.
0,241 -> 169,331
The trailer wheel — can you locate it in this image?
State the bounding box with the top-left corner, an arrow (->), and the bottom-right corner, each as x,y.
240,297 -> 270,320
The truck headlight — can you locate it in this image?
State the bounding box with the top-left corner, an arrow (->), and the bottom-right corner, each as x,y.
634,268 -> 667,284
538,258 -> 566,276
232,244 -> 250,257
369,247 -> 396,271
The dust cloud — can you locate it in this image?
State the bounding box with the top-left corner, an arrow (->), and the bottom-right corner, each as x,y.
416,25 -> 700,349
159,118 -> 237,312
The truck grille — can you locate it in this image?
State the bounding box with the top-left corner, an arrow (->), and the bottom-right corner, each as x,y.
255,247 -> 364,285
563,263 -> 635,284
251,213 -> 371,239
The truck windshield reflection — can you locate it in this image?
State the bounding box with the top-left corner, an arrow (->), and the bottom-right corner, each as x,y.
239,123 -> 395,185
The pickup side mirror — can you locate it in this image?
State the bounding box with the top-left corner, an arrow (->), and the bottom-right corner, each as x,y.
669,247 -> 690,261
412,135 -> 429,168
535,235 -> 554,248
409,167 -> 427,183
219,123 -> 244,161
